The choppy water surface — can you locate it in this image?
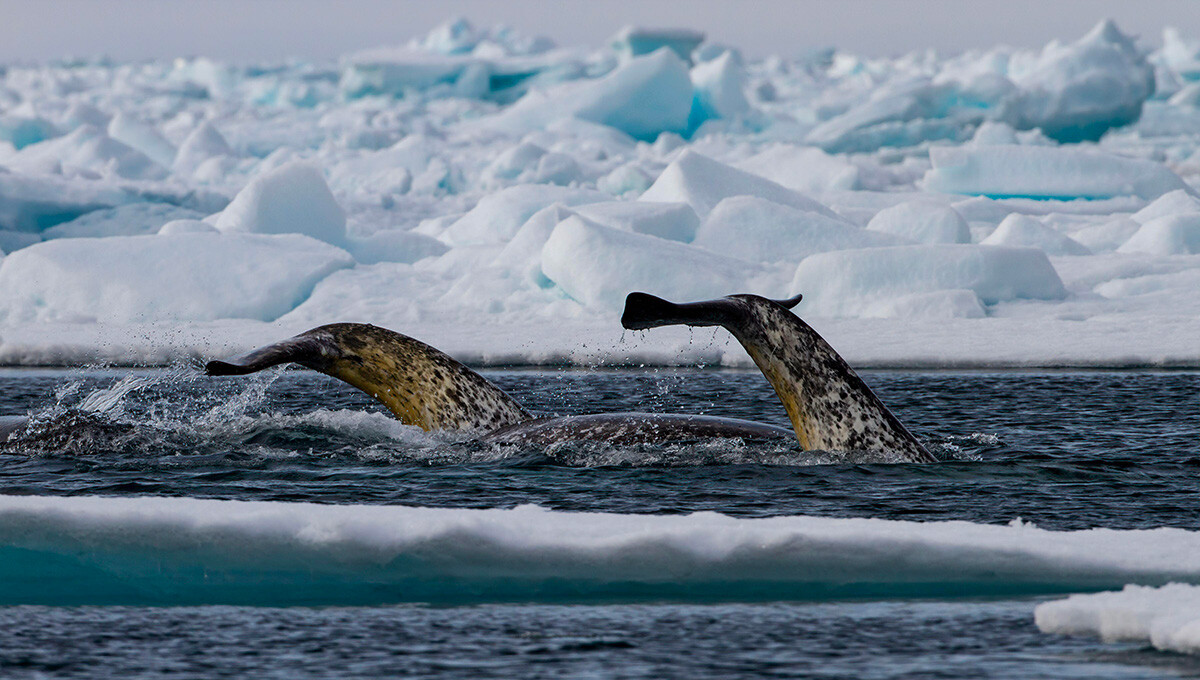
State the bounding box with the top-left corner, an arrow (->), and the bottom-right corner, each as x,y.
0,367 -> 1197,678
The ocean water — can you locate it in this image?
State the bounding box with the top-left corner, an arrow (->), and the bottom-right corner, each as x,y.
0,367 -> 1197,678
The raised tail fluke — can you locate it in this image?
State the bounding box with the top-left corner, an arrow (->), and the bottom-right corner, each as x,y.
621,292 -> 934,462
205,324 -> 530,432
205,334 -> 331,376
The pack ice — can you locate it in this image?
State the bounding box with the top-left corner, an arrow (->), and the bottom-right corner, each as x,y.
0,17 -> 1198,367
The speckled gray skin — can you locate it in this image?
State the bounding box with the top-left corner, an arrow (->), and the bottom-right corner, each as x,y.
206,324 -> 530,432
621,292 -> 935,462
485,413 -> 792,446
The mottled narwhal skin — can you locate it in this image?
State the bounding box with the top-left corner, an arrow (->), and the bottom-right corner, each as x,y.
201,298 -> 932,462
204,323 -> 791,445
206,324 -> 530,432
621,292 -> 935,462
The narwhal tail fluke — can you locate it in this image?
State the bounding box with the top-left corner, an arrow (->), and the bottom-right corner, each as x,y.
205,335 -> 330,376
205,324 -> 531,433
622,292 -> 803,330
621,292 -> 935,463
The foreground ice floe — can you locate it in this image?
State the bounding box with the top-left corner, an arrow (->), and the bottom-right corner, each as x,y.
2,494 -> 1200,605
1036,584 -> 1200,655
1,17 -> 1199,366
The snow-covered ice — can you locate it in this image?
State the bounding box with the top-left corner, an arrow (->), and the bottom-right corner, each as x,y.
1036,584 -> 1200,655
4,494 -> 1200,605
1,17 -> 1199,367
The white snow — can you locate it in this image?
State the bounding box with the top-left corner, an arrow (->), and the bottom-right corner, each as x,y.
0,233 -> 352,323
641,150 -> 838,219
574,200 -> 699,242
925,145 -> 1192,201
695,196 -> 900,263
867,201 -> 971,245
790,245 -> 1066,318
736,145 -> 861,194
1117,214 -> 1200,255
0,19 -> 1199,367
541,215 -> 759,310
483,48 -> 694,141
214,162 -> 347,246
1036,584 -> 1200,655
980,214 -> 1091,255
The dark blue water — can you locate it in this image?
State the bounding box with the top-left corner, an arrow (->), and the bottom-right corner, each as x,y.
0,367 -> 1197,678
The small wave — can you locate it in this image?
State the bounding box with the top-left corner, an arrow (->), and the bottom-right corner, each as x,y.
1,495 -> 1198,606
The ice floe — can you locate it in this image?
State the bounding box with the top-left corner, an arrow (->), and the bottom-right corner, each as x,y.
2,495 -> 1200,605
1036,584 -> 1200,655
0,18 -> 1199,366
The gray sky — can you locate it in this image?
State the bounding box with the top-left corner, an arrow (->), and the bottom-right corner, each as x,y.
1,0 -> 1198,63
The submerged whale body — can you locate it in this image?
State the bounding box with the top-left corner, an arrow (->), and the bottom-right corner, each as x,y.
203,292 -> 934,462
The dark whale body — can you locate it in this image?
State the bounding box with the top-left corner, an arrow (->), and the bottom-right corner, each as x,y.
200,292 -> 933,462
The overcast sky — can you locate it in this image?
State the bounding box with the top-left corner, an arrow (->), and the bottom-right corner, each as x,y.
1,0 -> 1197,63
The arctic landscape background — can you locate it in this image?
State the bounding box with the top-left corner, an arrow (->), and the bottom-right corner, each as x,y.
2,7 -> 1200,369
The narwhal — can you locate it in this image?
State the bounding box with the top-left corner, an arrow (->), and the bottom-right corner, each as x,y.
200,292 -> 934,462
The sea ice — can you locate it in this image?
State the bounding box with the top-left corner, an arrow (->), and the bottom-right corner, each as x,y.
610,26 -> 705,63
735,145 -> 861,194
640,150 -> 838,219
439,183 -> 607,246
0,233 -> 352,323
214,162 -> 347,246
1117,214 -> 1200,255
790,245 -> 1067,318
541,215 -> 759,310
980,214 -> 1091,255
482,49 -> 694,141
574,200 -> 700,242
866,201 -> 972,245
1004,20 -> 1154,142
925,145 -> 1193,200
694,196 -> 900,263
1036,584 -> 1200,655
